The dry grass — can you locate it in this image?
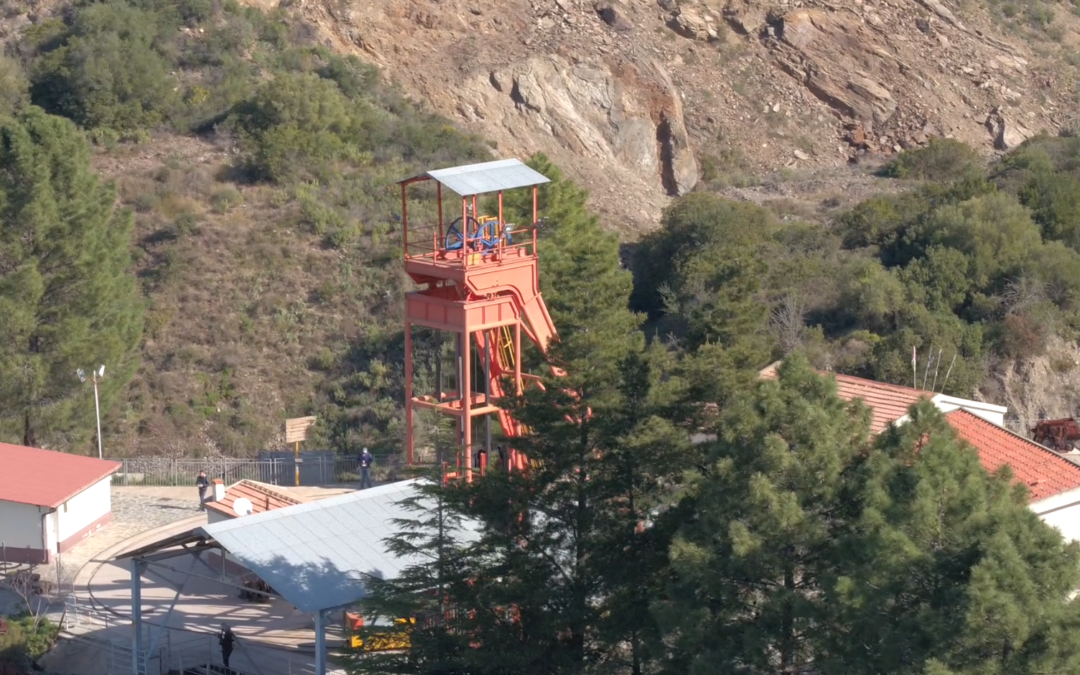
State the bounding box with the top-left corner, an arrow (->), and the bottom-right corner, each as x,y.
92,134 -> 382,457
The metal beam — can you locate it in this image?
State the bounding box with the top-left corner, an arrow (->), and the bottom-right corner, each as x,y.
135,544 -> 218,564
142,566 -> 183,593
142,559 -> 280,600
314,609 -> 327,675
130,559 -> 145,675
144,571 -> 189,657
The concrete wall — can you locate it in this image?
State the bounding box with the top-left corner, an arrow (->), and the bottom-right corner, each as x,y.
1031,487 -> 1080,543
56,477 -> 113,553
207,509 -> 230,526
0,500 -> 46,563
56,477 -> 111,542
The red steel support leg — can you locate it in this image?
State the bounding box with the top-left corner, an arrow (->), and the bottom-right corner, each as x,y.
513,321 -> 523,472
498,191 -> 504,257
405,321 -> 414,466
437,183 -> 444,246
463,326 -> 473,483
402,185 -> 409,256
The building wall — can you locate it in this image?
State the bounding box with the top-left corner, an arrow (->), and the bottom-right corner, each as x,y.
932,395 -> 1007,427
1031,487 -> 1080,543
207,509 -> 230,526
56,477 -> 113,553
0,500 -> 47,564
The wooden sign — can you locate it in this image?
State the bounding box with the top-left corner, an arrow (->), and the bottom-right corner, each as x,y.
285,416 -> 317,444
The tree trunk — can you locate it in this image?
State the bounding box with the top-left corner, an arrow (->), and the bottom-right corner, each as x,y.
781,564 -> 796,673
23,410 -> 36,448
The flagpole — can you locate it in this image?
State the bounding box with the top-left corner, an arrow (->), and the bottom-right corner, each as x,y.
912,347 -> 917,389
931,347 -> 944,393
921,345 -> 934,390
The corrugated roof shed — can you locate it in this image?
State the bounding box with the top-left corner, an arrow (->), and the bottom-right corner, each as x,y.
205,480 -> 310,520
0,442 -> 120,508
946,409 -> 1080,501
400,159 -> 550,196
197,479 -> 480,612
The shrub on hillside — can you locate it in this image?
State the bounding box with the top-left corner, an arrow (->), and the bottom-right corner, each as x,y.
29,2 -> 178,131
883,138 -> 983,181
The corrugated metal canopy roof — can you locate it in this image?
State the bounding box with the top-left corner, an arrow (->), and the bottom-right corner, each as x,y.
400,159 -> 550,196
196,479 -> 480,613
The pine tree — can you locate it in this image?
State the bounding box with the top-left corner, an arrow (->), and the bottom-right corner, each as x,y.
662,357 -> 1080,675
587,345 -> 694,675
354,473 -> 477,675
824,401 -> 1080,675
0,107 -> 143,449
659,354 -> 874,675
496,153 -> 643,388
357,345 -> 690,675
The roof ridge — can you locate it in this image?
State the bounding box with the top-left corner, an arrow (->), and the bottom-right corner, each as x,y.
829,371 -> 933,397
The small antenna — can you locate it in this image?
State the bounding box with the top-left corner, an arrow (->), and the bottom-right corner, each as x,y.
939,352 -> 958,393
930,347 -> 944,393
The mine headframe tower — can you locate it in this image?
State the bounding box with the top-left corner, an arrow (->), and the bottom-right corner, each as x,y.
398,159 -> 562,482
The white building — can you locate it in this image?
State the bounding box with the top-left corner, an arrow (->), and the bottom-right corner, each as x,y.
0,442 -> 120,564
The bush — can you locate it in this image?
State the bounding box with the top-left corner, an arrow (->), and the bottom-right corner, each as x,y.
210,186 -> 243,214
29,3 -> 179,131
883,138 -> 983,181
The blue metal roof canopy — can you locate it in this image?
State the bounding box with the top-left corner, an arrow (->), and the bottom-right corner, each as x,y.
118,479 -> 481,675
399,158 -> 550,196
195,479 -> 480,612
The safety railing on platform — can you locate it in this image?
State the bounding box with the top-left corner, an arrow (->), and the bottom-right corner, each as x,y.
404,222 -> 539,263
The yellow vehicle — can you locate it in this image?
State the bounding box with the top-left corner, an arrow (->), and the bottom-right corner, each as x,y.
348,616 -> 415,652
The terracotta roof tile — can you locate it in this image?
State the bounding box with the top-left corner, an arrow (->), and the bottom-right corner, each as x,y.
0,442 -> 120,508
205,480 -> 310,519
760,362 -> 931,434
831,374 -> 932,435
946,409 -> 1080,501
759,366 -> 1080,500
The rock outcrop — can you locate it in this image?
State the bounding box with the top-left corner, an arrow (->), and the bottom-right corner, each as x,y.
464,56 -> 697,200
771,10 -> 898,135
248,0 -> 1078,231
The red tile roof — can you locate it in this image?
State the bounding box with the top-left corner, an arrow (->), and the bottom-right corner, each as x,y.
762,363 -> 1080,500
831,374 -> 932,435
760,362 -> 932,434
0,443 -> 120,508
946,409 -> 1080,501
205,480 -> 309,519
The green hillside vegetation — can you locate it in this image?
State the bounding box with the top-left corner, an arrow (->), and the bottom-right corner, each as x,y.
636,137 -> 1080,403
4,0 -> 1080,455
2,0 -> 489,454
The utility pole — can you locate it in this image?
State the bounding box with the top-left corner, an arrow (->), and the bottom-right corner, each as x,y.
77,366 -> 105,460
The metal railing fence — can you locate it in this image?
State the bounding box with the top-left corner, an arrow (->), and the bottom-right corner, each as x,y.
107,454 -> 410,487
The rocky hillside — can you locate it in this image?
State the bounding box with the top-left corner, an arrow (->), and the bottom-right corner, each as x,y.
275,0 -> 1080,232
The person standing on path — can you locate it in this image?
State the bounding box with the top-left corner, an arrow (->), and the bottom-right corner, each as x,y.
219,623 -> 235,670
196,471 -> 209,511
359,448 -> 373,489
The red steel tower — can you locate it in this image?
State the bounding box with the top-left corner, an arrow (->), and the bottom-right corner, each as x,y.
398,159 -> 560,481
